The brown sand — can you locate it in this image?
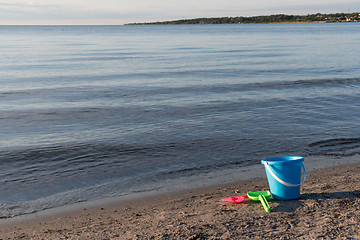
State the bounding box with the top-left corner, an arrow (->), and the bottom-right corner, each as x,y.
1,162 -> 360,239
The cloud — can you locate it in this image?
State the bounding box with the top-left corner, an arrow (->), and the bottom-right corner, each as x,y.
0,2 -> 131,24
0,2 -> 68,19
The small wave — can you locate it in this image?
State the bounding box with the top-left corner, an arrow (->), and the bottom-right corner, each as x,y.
155,157 -> 256,178
239,77 -> 360,92
0,91 -> 32,98
306,138 -> 360,157
2,71 -> 359,99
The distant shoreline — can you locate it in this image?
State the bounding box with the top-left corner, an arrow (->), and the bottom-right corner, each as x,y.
127,12 -> 360,25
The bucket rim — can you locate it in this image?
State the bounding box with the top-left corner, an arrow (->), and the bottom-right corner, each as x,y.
261,156 -> 304,165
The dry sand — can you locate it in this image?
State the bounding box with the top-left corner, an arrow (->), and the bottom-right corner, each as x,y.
1,162 -> 360,239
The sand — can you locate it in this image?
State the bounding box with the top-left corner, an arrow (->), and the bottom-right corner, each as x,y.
1,162 -> 360,239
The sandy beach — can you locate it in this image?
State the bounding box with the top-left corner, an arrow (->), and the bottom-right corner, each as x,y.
1,161 -> 360,239
1,23 -> 360,240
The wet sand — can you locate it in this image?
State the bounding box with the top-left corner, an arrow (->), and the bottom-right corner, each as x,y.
1,162 -> 360,239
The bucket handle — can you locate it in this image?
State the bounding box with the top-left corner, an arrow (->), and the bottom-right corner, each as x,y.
264,162 -> 306,187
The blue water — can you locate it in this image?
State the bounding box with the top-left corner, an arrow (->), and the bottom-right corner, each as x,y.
1,23 -> 360,218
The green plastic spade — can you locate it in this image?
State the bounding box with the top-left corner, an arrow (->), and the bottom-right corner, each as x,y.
247,190 -> 271,212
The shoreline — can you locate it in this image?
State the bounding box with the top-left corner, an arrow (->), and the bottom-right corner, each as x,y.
1,154 -> 358,221
126,21 -> 329,25
1,158 -> 360,239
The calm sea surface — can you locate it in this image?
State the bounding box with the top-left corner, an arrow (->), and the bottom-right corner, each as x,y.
1,23 -> 360,218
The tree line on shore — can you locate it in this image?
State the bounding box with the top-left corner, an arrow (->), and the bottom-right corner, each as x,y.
128,12 -> 360,25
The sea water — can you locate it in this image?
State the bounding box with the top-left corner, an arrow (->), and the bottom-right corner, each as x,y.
1,23 -> 360,218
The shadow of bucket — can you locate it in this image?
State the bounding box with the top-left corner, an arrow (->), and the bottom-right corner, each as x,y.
261,156 -> 306,200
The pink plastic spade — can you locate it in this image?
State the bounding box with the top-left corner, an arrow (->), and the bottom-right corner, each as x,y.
222,195 -> 248,203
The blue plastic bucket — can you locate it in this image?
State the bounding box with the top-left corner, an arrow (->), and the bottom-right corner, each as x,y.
261,156 -> 306,200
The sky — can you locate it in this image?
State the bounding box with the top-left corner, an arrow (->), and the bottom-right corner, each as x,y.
1,0 -> 360,25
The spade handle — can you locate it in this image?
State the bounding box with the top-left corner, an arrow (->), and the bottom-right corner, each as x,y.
259,195 -> 271,212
